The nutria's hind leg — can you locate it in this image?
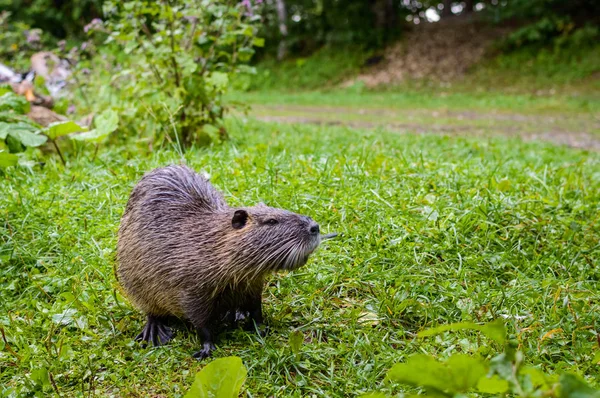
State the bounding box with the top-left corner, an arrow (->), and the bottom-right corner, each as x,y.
242,292 -> 268,337
222,309 -> 247,323
135,315 -> 175,347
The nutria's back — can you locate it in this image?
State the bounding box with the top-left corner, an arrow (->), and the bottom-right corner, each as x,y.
123,165 -> 227,215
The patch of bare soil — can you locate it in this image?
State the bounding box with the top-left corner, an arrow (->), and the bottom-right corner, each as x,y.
249,105 -> 600,151
345,16 -> 512,87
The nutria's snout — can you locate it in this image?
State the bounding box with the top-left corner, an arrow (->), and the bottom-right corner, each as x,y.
278,217 -> 322,271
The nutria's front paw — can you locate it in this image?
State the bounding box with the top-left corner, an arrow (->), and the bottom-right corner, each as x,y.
192,342 -> 216,360
234,310 -> 249,323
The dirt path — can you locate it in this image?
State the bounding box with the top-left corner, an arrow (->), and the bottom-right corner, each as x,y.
248,104 -> 600,151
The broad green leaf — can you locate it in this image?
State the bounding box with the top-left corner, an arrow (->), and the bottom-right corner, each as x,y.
240,25 -> 253,37
0,152 -> 18,168
559,374 -> 600,398
8,129 -> 47,147
71,109 -> 119,143
0,121 -> 41,140
252,37 -> 265,47
489,352 -> 516,382
30,367 -> 50,388
446,354 -> 487,391
52,308 -> 78,326
480,319 -> 507,344
184,356 -> 247,398
206,72 -> 229,92
418,319 -> 506,344
70,129 -> 110,143
592,351 -> 600,364
521,366 -> 551,389
358,394 -> 391,398
0,92 -> 30,114
203,124 -> 220,137
477,375 -> 510,394
386,354 -> 452,392
386,354 -> 487,394
237,47 -> 255,62
93,109 -> 119,135
289,330 -> 303,355
43,121 -> 86,140
0,84 -> 12,96
236,64 -> 257,75
418,322 -> 480,337
0,122 -> 8,139
0,121 -> 28,136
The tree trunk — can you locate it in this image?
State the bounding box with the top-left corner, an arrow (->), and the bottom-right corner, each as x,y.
370,0 -> 396,44
275,0 -> 288,61
442,0 -> 453,18
464,0 -> 474,13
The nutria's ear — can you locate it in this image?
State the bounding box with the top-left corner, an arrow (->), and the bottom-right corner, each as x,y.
232,210 -> 248,229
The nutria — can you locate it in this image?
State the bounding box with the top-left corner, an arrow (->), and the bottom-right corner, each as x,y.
117,165 -> 336,359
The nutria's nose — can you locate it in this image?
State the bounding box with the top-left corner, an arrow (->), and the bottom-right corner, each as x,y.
309,222 -> 320,236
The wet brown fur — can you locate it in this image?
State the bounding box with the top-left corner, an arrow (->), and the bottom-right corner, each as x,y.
117,165 -> 321,357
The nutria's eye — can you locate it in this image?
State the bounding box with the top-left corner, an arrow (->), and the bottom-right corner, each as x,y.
265,218 -> 278,226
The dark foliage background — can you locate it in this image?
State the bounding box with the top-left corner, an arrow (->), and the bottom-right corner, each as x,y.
0,0 -> 103,38
3,0 -> 598,57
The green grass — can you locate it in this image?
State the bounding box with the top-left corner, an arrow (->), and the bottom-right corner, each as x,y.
235,46 -> 373,92
1,118 -> 599,396
239,41 -> 600,111
229,87 -> 600,115
469,43 -> 600,92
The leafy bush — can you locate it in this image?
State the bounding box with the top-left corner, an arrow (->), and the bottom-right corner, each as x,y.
502,17 -> 599,51
0,88 -> 47,167
0,86 -> 118,168
363,320 -> 600,397
0,0 -> 102,39
489,0 -> 600,50
77,0 -> 262,150
179,322 -> 599,397
0,11 -> 53,70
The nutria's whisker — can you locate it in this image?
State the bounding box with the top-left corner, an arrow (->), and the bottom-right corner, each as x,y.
321,233 -> 339,240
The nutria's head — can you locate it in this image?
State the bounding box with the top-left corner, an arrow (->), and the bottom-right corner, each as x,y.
227,203 -> 323,272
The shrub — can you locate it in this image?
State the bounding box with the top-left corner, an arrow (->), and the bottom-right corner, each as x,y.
0,11 -> 53,70
0,86 -> 119,168
0,88 -> 47,167
78,0 -> 263,150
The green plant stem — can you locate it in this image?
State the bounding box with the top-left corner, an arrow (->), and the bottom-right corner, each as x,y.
92,143 -> 99,162
70,72 -> 91,109
184,18 -> 198,51
49,372 -> 61,397
50,139 -> 66,166
167,17 -> 181,88
139,21 -> 164,84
